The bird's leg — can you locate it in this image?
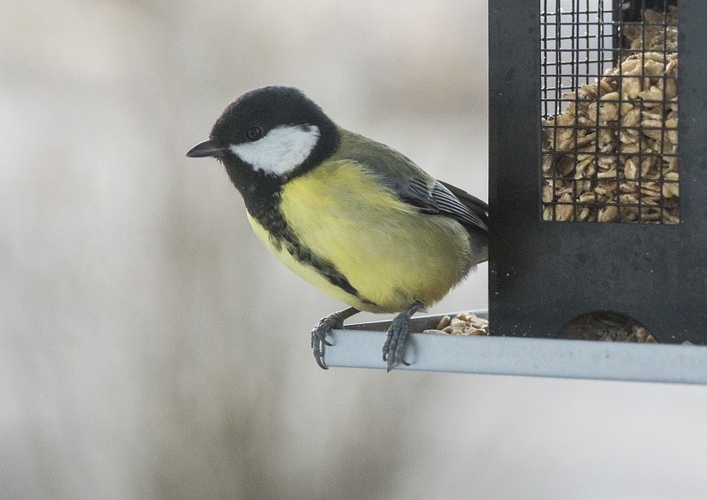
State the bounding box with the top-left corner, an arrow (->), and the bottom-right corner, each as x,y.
311,307 -> 360,369
382,300 -> 424,372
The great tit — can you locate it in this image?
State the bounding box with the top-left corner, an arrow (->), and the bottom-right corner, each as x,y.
186,86 -> 488,371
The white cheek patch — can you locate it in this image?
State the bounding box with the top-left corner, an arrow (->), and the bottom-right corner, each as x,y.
229,124 -> 320,176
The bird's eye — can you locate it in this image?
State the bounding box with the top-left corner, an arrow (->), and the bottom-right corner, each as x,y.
246,126 -> 263,141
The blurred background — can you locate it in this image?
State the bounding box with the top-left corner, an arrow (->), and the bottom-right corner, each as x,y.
2,0 -> 707,499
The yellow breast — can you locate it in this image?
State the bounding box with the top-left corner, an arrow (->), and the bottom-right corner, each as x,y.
248,160 -> 473,313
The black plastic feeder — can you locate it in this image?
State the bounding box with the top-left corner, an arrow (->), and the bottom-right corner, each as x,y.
489,0 -> 707,344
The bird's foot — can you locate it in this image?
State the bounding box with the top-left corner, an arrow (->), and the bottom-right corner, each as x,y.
310,307 -> 359,369
382,301 -> 423,372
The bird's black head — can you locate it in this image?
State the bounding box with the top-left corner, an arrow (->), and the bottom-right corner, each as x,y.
186,87 -> 340,201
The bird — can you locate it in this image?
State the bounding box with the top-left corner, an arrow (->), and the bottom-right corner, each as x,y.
186,86 -> 488,371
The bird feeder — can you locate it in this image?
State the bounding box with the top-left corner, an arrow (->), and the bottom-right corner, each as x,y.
326,0 -> 707,382
489,0 -> 707,343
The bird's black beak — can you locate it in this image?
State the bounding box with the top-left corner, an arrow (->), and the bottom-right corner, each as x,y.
186,140 -> 226,158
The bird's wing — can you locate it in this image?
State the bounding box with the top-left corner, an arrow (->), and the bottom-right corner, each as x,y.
396,178 -> 488,234
333,128 -> 488,234
438,180 -> 489,231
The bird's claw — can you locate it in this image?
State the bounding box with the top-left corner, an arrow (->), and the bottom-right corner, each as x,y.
382,319 -> 412,372
382,301 -> 423,372
310,307 -> 359,370
311,320 -> 334,370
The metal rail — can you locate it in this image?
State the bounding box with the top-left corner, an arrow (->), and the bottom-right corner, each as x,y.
325,312 -> 707,384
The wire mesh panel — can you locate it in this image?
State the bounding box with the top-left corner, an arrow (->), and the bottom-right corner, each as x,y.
540,0 -> 678,224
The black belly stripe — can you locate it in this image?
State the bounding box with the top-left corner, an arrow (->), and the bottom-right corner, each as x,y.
247,191 -> 372,304
280,236 -> 361,298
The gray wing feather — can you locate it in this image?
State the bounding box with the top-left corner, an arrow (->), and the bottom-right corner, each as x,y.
397,178 -> 488,234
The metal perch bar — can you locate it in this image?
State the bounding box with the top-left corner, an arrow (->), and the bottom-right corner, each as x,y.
325,312 -> 707,385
